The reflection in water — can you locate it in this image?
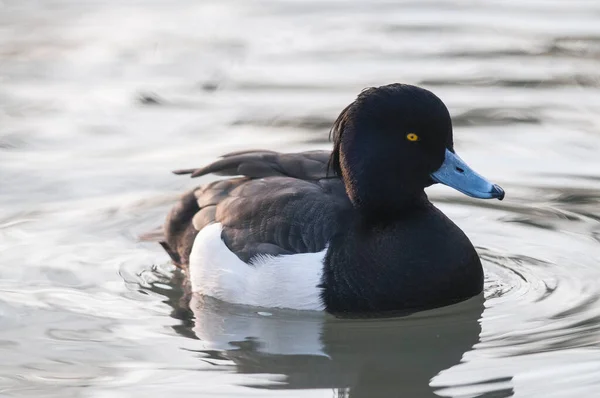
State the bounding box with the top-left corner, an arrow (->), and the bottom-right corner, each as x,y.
153,277 -> 494,398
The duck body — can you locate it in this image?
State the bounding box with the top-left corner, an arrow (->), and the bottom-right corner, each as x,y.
161,84 -> 503,314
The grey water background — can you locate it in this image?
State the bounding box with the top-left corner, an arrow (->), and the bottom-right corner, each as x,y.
2,0 -> 600,396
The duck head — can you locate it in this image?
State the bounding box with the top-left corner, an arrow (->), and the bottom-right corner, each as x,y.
329,83 -> 504,216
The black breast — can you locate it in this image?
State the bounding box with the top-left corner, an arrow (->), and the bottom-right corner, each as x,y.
320,204 -> 483,314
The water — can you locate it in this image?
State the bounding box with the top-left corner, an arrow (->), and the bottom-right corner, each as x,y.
2,0 -> 600,396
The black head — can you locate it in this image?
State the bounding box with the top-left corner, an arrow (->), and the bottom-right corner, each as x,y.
329,84 -> 454,216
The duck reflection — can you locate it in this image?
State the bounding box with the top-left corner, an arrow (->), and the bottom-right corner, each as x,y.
152,273 -> 490,397
173,289 -> 485,397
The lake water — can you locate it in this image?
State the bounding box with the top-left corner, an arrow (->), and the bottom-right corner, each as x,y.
2,0 -> 600,397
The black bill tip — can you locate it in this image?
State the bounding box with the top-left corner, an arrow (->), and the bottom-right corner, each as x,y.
492,184 -> 505,201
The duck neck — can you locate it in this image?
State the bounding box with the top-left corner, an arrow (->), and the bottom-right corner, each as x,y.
353,190 -> 430,225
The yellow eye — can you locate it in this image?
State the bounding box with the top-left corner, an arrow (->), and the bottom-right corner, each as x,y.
406,133 -> 419,142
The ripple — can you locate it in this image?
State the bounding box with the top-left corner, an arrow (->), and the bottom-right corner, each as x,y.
482,248 -> 554,304
420,75 -> 600,88
452,107 -> 542,127
232,115 -> 334,131
480,246 -> 600,355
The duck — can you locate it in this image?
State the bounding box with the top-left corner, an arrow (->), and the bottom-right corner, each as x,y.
160,83 -> 504,314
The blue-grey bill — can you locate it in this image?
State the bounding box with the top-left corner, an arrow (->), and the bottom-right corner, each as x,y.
430,149 -> 505,200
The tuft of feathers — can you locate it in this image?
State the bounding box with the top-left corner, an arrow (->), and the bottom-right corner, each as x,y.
328,84 -> 409,178
328,101 -> 354,178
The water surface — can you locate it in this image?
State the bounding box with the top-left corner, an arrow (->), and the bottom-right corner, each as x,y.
2,0 -> 600,397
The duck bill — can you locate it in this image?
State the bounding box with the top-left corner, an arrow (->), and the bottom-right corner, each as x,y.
430,149 -> 505,200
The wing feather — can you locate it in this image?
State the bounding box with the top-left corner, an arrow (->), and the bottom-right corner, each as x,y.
173,150 -> 332,180
163,150 -> 351,267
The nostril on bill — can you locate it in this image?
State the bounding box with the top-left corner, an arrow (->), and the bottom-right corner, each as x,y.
455,166 -> 465,173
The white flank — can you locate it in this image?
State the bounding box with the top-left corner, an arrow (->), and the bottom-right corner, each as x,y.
189,222 -> 326,311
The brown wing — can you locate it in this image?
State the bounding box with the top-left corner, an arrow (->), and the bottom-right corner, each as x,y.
173,150 -> 332,180
161,150 -> 352,268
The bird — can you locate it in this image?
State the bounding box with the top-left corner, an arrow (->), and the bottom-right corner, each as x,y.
159,83 -> 505,314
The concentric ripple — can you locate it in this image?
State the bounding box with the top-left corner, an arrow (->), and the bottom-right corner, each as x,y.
430,191 -> 600,397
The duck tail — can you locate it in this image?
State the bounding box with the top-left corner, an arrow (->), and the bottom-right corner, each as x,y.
162,190 -> 201,269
